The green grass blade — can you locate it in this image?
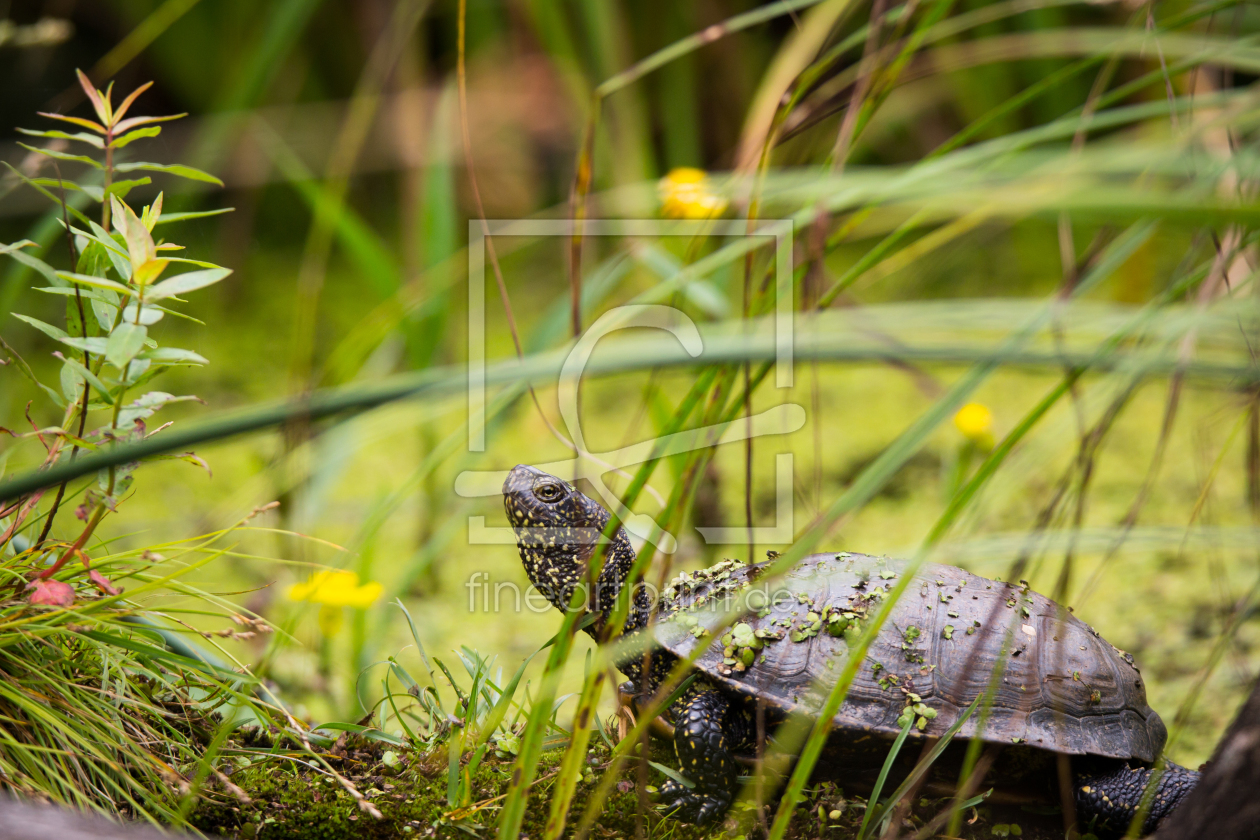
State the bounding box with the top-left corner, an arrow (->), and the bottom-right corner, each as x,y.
855,714 -> 914,840
763,222 -> 1156,839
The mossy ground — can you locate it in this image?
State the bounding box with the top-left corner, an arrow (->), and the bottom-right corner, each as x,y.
192,735 -> 1068,840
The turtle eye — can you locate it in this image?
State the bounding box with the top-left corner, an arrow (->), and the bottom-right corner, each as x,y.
534,483 -> 564,502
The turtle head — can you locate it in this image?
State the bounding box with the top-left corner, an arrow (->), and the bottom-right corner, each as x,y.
502,464 -> 630,615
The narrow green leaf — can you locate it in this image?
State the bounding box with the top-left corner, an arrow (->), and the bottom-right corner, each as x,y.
37,284 -> 123,331
141,347 -> 208,365
857,714 -> 914,840
388,661 -> 420,693
1,161 -> 95,226
2,350 -> 64,407
447,727 -> 464,806
81,220 -> 134,281
114,161 -> 224,186
394,599 -> 436,684
59,358 -> 84,402
59,357 -> 113,403
463,742 -> 491,793
146,267 -> 232,301
308,722 -> 405,745
15,128 -> 104,148
869,694 -> 984,836
110,126 -> 162,149
648,761 -> 695,790
58,336 -> 110,355
16,143 -> 103,169
473,649 -> 540,750
122,302 -> 164,325
12,313 -> 68,341
154,207 -> 235,225
28,177 -> 96,197
105,322 -> 147,369
0,239 -> 37,254
81,630 -> 258,682
2,244 -> 61,286
80,220 -> 130,258
117,392 -> 199,425
104,178 -> 153,200
91,294 -> 119,332
56,271 -> 136,296
160,257 -> 223,268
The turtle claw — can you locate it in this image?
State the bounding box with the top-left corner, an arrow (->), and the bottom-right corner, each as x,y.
657,780 -> 731,825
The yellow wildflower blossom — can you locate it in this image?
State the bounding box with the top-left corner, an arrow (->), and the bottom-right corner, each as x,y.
658,167 -> 728,219
287,570 -> 382,609
953,402 -> 994,445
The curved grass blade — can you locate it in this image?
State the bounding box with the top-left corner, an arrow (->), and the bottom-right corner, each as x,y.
855,713 -> 914,840
762,221 -> 1156,839
867,694 -> 984,838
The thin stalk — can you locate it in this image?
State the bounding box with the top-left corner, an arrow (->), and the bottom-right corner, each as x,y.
569,107 -> 597,340
763,224 -> 1155,839
34,165 -> 88,549
594,0 -> 828,97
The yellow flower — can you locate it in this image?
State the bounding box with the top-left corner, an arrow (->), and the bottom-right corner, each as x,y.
287,570 -> 383,609
658,167 -> 728,219
953,403 -> 994,443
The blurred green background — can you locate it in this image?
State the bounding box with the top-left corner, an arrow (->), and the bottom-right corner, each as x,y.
2,0 -> 1258,778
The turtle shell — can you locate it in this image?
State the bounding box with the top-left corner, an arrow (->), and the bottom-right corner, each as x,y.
653,552 -> 1166,762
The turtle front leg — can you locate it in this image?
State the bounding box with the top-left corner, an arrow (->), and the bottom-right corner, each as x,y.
1075,760 -> 1198,837
658,689 -> 739,825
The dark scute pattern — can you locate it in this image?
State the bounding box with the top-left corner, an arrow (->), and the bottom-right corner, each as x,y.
656,552 -> 1165,761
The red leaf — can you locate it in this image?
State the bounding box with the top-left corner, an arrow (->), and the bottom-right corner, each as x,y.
88,570 -> 122,596
28,580 -> 74,607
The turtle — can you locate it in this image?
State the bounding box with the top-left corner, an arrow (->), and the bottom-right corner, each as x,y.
502,465 -> 1199,836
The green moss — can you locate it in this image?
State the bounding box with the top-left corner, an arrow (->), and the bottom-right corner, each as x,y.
191,736 -> 1070,839
192,736 -> 694,840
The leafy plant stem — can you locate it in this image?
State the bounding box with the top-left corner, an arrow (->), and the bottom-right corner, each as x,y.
102,131 -> 113,230
37,504 -> 102,580
34,166 -> 89,550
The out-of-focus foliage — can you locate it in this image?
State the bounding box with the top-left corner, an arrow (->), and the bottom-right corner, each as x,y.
3,0 -> 1260,837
